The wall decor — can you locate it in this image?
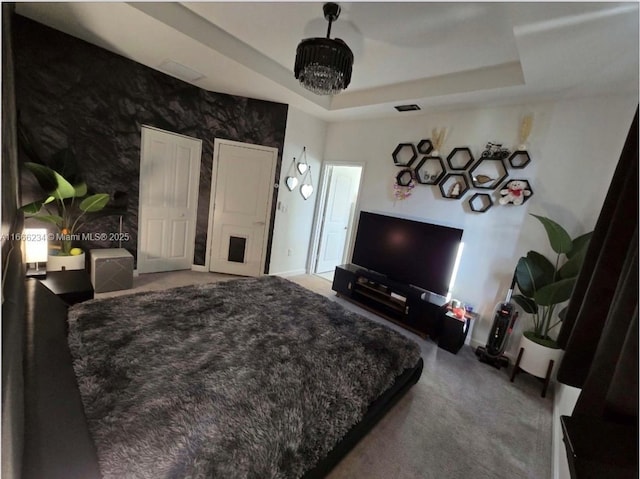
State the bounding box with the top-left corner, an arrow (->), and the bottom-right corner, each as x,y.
468,158 -> 508,190
438,173 -> 469,199
393,169 -> 415,200
394,123 -> 535,211
446,147 -> 475,170
468,193 -> 493,213
285,156 -> 299,191
480,141 -> 510,160
417,139 -> 433,155
396,168 -> 414,187
431,127 -> 448,156
508,150 -> 532,169
468,143 -> 509,189
296,146 -> 309,174
414,156 -> 445,185
517,114 -> 534,151
392,143 -> 418,167
300,165 -> 314,200
498,179 -> 533,205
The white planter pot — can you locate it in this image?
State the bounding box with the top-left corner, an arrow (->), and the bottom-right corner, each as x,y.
47,252 -> 86,271
517,333 -> 564,379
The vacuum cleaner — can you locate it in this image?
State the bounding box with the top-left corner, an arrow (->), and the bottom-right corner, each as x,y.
475,273 -> 519,369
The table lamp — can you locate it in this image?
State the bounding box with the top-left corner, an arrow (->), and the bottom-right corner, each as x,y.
24,228 -> 48,278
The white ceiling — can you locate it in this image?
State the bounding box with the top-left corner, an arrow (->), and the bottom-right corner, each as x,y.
15,2 -> 640,122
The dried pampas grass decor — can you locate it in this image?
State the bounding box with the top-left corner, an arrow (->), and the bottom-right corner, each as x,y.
431,127 -> 448,155
518,114 -> 533,150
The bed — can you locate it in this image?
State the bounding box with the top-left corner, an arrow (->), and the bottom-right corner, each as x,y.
4,250 -> 423,479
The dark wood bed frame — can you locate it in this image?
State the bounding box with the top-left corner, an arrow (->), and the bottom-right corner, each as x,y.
2,243 -> 423,479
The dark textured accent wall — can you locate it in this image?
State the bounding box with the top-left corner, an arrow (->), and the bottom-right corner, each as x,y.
2,5 -> 20,262
13,14 -> 288,267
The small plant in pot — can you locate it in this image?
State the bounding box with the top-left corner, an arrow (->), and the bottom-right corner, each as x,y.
20,161 -> 111,258
18,126 -> 127,267
512,214 -> 593,349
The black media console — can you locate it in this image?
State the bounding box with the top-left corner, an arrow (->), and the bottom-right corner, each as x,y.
332,264 -> 446,339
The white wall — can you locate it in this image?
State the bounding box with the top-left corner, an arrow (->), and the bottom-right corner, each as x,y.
269,106 -> 327,275
323,94 -> 637,350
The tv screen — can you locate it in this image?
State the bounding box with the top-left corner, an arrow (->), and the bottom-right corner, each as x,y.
351,211 -> 463,296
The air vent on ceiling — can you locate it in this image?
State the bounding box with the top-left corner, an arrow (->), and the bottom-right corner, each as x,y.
157,60 -> 205,83
394,104 -> 421,112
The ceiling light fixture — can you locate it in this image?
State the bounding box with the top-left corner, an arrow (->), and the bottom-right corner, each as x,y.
294,2 -> 354,96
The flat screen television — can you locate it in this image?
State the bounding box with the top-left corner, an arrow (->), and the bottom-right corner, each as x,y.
351,211 -> 463,297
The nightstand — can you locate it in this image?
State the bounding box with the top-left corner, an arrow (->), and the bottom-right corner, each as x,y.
438,308 -> 477,354
38,270 -> 95,306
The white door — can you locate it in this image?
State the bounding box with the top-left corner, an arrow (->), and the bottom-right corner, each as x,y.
208,140 -> 277,277
138,126 -> 202,274
315,165 -> 362,273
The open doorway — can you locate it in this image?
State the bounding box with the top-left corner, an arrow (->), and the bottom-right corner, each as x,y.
310,163 -> 363,282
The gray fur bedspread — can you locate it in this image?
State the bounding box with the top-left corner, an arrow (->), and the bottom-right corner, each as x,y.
67,275 -> 421,479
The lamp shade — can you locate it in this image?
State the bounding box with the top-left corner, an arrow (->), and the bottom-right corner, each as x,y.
24,228 -> 48,263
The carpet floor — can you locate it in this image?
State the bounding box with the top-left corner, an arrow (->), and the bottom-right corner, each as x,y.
96,271 -> 553,479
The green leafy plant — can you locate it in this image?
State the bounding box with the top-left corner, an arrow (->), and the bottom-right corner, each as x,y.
20,162 -> 110,255
512,214 -> 592,348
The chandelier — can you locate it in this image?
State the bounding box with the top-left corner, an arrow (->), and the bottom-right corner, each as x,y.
294,3 -> 354,96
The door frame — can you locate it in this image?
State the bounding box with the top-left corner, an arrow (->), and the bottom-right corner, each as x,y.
137,125 -> 202,274
307,161 -> 365,274
205,138 -> 278,274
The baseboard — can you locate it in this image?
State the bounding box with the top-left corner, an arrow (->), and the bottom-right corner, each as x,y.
270,269 -> 307,278
191,265 -> 208,273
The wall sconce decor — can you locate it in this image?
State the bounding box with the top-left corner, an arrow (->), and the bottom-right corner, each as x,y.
24,227 -> 48,277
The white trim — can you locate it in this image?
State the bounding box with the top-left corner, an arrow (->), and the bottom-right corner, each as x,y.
191,264 -> 208,273
140,124 -> 204,143
269,269 -> 307,278
307,161 -> 365,274
205,138 -> 278,275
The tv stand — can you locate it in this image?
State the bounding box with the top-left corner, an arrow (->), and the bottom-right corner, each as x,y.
332,264 -> 445,339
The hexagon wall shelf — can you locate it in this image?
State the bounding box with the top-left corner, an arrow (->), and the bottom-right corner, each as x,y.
415,156 -> 446,185
439,173 -> 469,199
417,139 -> 434,155
446,147 -> 475,170
508,150 -> 532,169
469,193 -> 493,213
396,168 -> 414,187
468,158 -> 508,190
392,143 -> 418,167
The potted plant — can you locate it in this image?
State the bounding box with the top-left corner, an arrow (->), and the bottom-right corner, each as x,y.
21,161 -> 111,270
511,214 -> 592,378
